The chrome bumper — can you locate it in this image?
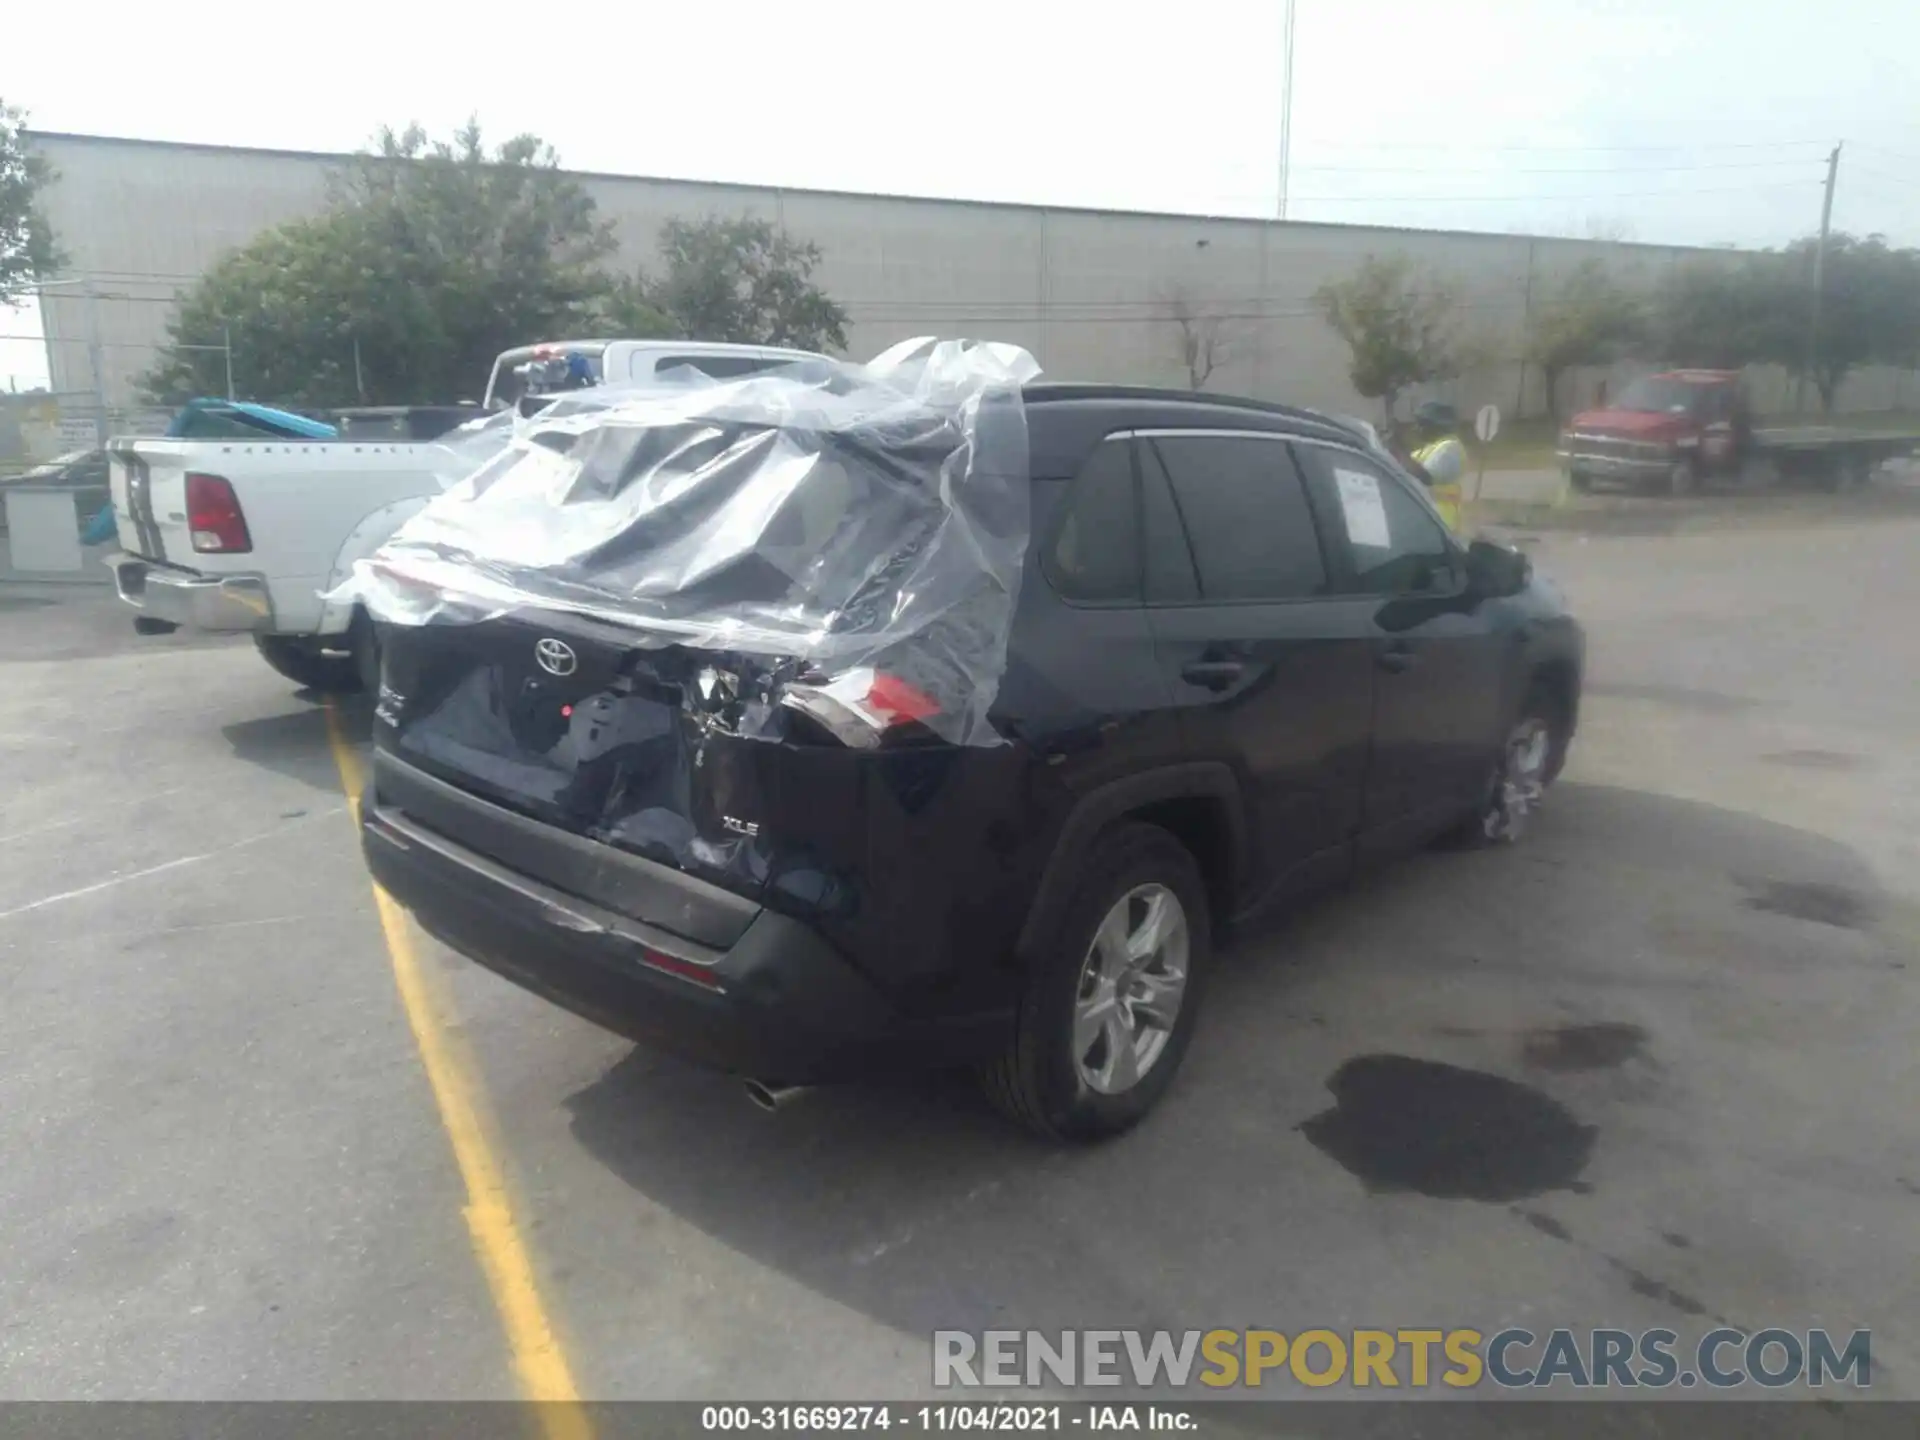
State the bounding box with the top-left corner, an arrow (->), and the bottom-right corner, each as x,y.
106,554 -> 275,633
1558,449 -> 1673,479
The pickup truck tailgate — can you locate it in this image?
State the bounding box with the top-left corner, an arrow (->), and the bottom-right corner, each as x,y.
110,445 -> 195,563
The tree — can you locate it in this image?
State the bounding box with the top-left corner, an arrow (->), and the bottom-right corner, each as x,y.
1165,290 -> 1239,390
1656,254 -> 1790,372
143,121 -> 621,407
1777,233 -> 1920,412
2,99 -> 61,304
636,215 -> 848,352
1525,260 -> 1647,419
1657,235 -> 1920,412
1314,255 -> 1470,421
581,271 -> 675,342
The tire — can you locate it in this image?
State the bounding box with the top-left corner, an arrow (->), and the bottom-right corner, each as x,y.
349,608 -> 382,695
1822,455 -> 1869,494
1665,457 -> 1699,498
982,822 -> 1211,1142
1449,684 -> 1567,849
1568,470 -> 1594,494
254,634 -> 362,694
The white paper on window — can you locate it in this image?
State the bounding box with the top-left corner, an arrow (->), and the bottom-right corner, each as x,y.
1334,467 -> 1391,548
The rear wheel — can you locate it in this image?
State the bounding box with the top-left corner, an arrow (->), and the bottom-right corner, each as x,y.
982,823 -> 1210,1142
254,635 -> 362,694
1568,470 -> 1594,493
1822,454 -> 1870,494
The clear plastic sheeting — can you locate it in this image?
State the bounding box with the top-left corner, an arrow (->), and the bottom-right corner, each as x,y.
330,338 -> 1039,747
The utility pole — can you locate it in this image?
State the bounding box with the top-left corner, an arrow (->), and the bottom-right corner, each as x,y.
82,278 -> 109,447
223,327 -> 235,401
1798,141 -> 1842,415
1276,0 -> 1296,220
1514,238 -> 1537,418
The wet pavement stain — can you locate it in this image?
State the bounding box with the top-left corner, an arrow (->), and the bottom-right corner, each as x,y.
1299,1054 -> 1597,1202
1588,681 -> 1757,714
1515,1208 -> 1571,1241
1741,878 -> 1877,930
1761,748 -> 1866,771
1898,1178 -> 1920,1198
1661,1231 -> 1692,1249
1605,1256 -> 1710,1318
1522,1022 -> 1649,1073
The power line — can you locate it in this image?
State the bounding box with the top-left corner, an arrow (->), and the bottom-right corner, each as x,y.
0,333 -> 170,348
1852,143 -> 1920,164
1849,167 -> 1920,190
1223,181 -> 1820,203
1296,138 -> 1832,153
1285,158 -> 1831,175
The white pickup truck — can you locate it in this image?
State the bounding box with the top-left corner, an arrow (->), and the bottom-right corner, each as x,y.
106,339 -> 823,692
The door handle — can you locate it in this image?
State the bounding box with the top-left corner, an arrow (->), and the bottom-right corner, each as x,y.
1181,660 -> 1246,691
1377,643 -> 1416,674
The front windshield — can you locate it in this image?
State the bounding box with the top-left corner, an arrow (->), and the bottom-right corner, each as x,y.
1615,376 -> 1700,414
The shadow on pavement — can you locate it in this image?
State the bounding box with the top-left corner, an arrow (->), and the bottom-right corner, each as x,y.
560,781 -> 1898,1372
220,697 -> 371,793
0,583 -> 240,664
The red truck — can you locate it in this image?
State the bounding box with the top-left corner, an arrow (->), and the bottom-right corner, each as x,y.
1557,369 -> 1920,496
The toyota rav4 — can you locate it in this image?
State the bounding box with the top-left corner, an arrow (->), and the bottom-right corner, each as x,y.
359,383 -> 1584,1141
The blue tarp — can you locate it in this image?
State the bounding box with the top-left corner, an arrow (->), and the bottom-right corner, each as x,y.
165,398 -> 338,440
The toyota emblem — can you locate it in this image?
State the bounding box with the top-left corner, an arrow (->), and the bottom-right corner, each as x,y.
534,638 -> 578,677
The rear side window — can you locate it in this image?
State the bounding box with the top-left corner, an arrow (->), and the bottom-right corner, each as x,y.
1140,448 -> 1199,603
1146,435 -> 1327,601
1296,446 -> 1456,596
1045,439 -> 1139,603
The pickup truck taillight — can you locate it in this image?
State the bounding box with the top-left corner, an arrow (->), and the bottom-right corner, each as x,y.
185,473 -> 252,553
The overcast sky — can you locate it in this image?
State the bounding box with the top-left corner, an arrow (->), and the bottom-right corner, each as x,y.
7,0 -> 1920,389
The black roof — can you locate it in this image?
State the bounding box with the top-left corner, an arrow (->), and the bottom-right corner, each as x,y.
1019,383 -> 1372,478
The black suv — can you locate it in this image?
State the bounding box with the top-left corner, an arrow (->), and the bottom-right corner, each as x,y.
360,385 -> 1583,1141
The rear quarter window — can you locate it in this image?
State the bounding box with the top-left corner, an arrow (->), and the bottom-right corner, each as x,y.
1043,438 -> 1140,604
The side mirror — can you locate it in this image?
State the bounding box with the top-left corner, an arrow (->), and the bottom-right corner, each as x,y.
1464,538 -> 1531,598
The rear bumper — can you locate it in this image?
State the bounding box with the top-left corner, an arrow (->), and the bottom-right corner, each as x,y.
361,754 -> 1009,1083
106,553 -> 275,633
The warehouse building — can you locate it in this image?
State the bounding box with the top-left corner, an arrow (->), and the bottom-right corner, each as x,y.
27,132 -> 1918,430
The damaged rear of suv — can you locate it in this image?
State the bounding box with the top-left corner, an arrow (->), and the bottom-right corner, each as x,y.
352,340 -> 1584,1141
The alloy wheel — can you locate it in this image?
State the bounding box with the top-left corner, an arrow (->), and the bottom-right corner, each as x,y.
1072,884 -> 1190,1095
1480,717 -> 1552,843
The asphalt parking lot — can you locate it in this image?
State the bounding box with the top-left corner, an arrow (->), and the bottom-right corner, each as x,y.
3,500 -> 1918,1420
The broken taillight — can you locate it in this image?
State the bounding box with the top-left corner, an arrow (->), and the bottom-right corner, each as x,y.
185,473 -> 252,553
779,667 -> 942,748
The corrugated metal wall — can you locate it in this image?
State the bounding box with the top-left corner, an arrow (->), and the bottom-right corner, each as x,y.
28,133 -> 1917,426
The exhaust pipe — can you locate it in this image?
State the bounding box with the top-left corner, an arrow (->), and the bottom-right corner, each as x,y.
743,1078 -> 810,1113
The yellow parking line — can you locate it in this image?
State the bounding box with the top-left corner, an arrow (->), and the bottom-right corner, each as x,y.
323,701 -> 591,1438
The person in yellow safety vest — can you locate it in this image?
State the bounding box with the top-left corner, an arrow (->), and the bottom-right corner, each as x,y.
1409,400 -> 1468,532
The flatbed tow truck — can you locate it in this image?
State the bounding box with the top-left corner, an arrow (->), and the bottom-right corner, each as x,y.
1558,369 -> 1920,496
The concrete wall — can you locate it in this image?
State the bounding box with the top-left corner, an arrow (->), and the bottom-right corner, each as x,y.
29,132 -> 1919,427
